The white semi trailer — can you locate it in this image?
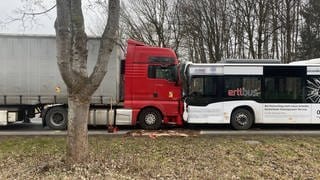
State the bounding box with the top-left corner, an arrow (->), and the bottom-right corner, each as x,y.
0,34 -> 130,129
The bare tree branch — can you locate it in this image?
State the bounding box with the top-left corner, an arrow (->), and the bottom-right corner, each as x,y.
1,2 -> 56,32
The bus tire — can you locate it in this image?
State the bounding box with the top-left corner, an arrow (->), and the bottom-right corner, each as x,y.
231,108 -> 253,130
45,107 -> 68,130
139,108 -> 162,130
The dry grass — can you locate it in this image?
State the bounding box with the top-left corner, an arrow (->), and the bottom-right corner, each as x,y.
0,134 -> 320,179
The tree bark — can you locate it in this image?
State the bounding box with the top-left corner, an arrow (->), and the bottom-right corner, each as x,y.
66,95 -> 90,164
55,0 -> 120,165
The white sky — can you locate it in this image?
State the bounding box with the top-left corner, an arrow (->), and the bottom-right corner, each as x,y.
0,0 -> 55,34
0,0 -> 107,35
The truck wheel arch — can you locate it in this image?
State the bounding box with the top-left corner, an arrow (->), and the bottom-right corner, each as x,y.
138,106 -> 163,120
137,107 -> 163,130
42,105 -> 67,128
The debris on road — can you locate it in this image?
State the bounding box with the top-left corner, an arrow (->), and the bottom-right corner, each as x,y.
126,130 -> 199,138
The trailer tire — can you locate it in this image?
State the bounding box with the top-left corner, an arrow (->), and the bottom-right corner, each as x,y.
231,108 -> 253,130
139,108 -> 162,130
45,107 -> 68,130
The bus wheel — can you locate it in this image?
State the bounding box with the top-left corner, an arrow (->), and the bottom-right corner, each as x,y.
45,107 -> 68,130
231,108 -> 253,130
139,108 -> 162,130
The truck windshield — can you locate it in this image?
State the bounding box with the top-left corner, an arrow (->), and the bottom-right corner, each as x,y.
148,65 -> 178,82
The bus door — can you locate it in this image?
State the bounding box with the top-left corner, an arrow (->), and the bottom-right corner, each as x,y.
262,66 -> 311,123
185,76 -> 224,123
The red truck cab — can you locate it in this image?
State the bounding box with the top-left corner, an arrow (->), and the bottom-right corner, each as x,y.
124,39 -> 183,129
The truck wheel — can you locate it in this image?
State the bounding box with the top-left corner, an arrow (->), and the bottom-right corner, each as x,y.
139,108 -> 162,130
45,107 -> 67,130
231,108 -> 253,130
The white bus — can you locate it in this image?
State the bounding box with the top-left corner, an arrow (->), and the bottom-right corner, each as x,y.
183,62 -> 320,130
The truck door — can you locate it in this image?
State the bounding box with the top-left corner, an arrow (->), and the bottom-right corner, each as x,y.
148,65 -> 179,100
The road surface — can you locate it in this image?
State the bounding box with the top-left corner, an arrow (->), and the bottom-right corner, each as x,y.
1,118 -> 320,136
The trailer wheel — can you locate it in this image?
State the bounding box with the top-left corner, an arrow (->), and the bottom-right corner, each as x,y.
231,108 -> 253,130
139,108 -> 162,130
45,107 -> 68,130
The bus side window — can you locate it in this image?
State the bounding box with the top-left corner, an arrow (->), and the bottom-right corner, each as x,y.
264,76 -> 303,102
190,77 -> 204,96
203,77 -> 218,97
224,76 -> 261,99
264,78 -> 276,99
189,77 -> 218,97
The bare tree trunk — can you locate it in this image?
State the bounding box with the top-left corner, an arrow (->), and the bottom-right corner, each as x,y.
271,0 -> 277,59
285,0 -> 293,63
198,35 -> 207,63
66,95 -> 90,163
293,0 -> 301,60
55,0 -> 120,165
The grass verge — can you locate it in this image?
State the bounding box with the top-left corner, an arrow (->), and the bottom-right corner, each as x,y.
0,135 -> 319,179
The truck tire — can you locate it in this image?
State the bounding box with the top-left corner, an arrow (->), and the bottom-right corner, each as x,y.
231,108 -> 253,130
139,108 -> 162,130
45,107 -> 68,130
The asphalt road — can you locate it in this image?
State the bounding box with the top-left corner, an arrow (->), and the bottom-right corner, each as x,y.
0,119 -> 130,136
1,118 -> 320,136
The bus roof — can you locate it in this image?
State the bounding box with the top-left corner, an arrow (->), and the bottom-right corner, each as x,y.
187,63 -> 320,76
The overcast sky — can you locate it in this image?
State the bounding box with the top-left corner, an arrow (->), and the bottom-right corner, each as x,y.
0,0 -> 106,35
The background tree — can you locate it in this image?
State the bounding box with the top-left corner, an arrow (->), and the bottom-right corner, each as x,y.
177,0 -> 233,63
4,0 -> 314,64
297,0 -> 320,60
120,0 -> 307,63
55,0 -> 120,164
128,0 -> 300,63
121,0 -> 183,56
278,0 -> 301,63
